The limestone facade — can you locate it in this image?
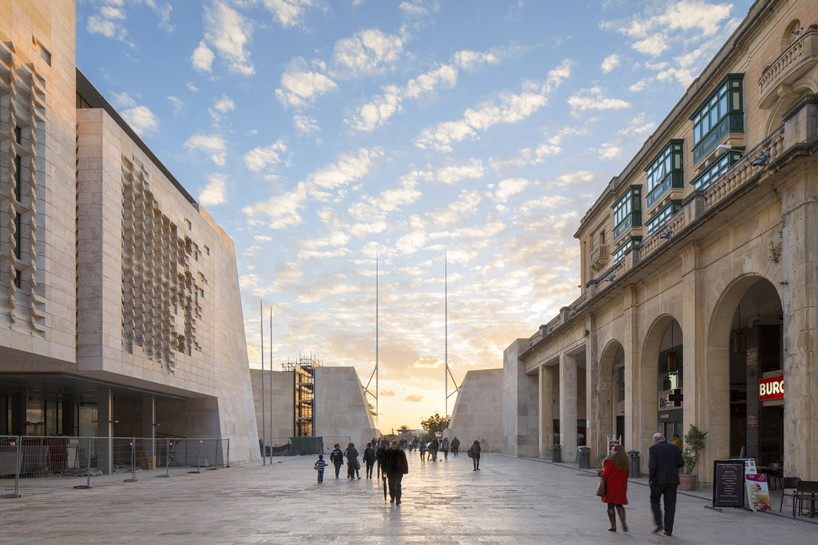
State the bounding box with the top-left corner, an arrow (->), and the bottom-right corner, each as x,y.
504,0 -> 818,481
445,369 -> 503,452
0,1 -> 259,462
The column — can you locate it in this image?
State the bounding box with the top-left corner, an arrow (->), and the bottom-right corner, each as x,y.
97,387 -> 113,474
559,353 -> 577,463
745,329 -> 759,460
622,285 -> 638,454
141,395 -> 156,469
539,364 -> 554,459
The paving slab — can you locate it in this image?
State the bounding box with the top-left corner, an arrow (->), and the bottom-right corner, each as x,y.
0,453 -> 815,544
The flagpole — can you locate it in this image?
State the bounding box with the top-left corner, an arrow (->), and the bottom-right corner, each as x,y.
269,306 -> 273,466
260,300 -> 266,466
375,251 -> 379,426
445,249 -> 448,418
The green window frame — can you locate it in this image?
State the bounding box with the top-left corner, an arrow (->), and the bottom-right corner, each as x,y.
612,186 -> 642,240
612,236 -> 642,262
646,200 -> 682,235
691,149 -> 743,191
646,140 -> 684,208
691,75 -> 744,163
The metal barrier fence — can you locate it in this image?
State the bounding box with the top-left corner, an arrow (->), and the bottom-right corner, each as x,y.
0,436 -> 229,497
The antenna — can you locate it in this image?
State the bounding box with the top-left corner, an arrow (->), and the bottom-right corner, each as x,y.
445,249 -> 459,418
364,251 -> 379,427
260,300 -> 266,466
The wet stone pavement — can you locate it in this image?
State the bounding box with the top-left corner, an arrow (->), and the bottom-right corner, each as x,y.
1,452 -> 815,544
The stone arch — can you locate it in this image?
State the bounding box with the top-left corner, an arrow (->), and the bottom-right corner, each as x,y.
765,84 -> 818,136
638,314 -> 683,459
781,19 -> 802,50
702,273 -> 785,475
598,339 -> 625,453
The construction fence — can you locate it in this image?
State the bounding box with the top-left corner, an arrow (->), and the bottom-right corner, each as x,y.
0,435 -> 229,498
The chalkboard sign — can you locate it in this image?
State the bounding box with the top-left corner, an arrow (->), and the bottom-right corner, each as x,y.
712,460 -> 745,508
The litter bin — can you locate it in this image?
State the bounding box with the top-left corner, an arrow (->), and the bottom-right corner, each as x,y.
576,446 -> 591,469
552,444 -> 562,463
628,450 -> 641,478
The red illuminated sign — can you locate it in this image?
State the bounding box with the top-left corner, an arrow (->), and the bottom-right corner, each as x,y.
759,376 -> 784,401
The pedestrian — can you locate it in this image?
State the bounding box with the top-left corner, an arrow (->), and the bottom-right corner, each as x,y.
599,444 -> 629,532
345,442 -> 360,479
441,437 -> 450,461
649,432 -> 684,536
419,441 -> 427,463
376,440 -> 387,478
467,440 -> 481,471
671,434 -> 682,451
329,443 -> 344,479
429,437 -> 439,462
451,437 -> 460,457
383,441 -> 409,505
363,442 -> 376,478
314,454 -> 328,484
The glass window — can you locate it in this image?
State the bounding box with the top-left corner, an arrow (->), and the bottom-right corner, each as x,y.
612,186 -> 641,239
646,201 -> 681,235
692,77 -> 743,146
14,213 -> 22,259
14,155 -> 22,201
15,125 -> 22,144
612,236 -> 641,262
691,150 -> 743,191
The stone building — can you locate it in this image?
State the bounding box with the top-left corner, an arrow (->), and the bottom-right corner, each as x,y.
0,1 -> 259,461
252,365 -> 379,452
444,369 -> 503,452
503,0 -> 818,482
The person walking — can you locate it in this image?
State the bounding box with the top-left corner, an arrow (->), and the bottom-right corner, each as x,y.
451,437 -> 460,457
429,437 -> 439,462
441,437 -> 450,461
599,444 -> 630,532
329,444 -> 344,479
383,441 -> 409,505
314,454 -> 328,484
649,432 -> 684,536
345,442 -> 360,479
467,440 -> 481,471
363,442 -> 376,478
418,441 -> 427,463
376,440 -> 387,478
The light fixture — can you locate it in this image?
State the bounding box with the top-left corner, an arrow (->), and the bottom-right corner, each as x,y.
715,144 -> 731,155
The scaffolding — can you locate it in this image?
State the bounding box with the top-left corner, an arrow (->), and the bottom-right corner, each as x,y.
283,355 -> 322,437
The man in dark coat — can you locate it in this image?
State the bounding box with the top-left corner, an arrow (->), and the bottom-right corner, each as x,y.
375,440 -> 387,479
329,444 -> 344,479
648,432 -> 684,536
382,441 -> 409,505
362,443 -> 376,478
451,437 -> 460,457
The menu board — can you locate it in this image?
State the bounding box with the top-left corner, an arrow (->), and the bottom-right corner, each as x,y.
745,473 -> 772,511
712,460 -> 745,508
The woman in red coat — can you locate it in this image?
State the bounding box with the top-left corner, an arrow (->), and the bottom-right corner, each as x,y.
599,443 -> 630,532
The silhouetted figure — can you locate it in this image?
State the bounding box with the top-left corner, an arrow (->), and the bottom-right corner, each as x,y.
441,437 -> 450,461
649,432 -> 684,536
363,443 -> 376,478
451,437 -> 460,457
329,444 -> 344,479
383,441 -> 409,505
467,440 -> 481,470
375,441 -> 387,478
345,443 -> 360,479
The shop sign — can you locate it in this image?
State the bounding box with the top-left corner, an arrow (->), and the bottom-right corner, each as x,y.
759,375 -> 784,401
745,473 -> 772,512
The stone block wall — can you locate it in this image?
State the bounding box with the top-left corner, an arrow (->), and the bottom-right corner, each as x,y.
445,369 -> 503,452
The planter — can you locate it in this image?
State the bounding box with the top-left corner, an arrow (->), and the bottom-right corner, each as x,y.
679,474 -> 697,491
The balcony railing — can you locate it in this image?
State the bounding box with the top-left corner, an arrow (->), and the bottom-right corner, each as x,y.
759,29 -> 818,108
692,112 -> 744,164
590,244 -> 609,271
646,171 -> 683,208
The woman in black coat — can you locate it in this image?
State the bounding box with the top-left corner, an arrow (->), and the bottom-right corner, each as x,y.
345,443 -> 360,479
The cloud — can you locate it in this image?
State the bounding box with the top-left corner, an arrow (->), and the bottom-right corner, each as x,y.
404,394 -> 424,402
199,174 -> 227,206
209,94 -> 235,121
243,183 -> 307,230
348,85 -> 403,132
453,49 -> 501,70
601,53 -> 620,73
305,147 -> 383,190
260,0 -> 313,27
568,86 -> 629,112
619,112 -> 655,137
554,170 -> 594,186
405,64 -> 458,99
184,133 -> 227,165
348,170 -> 422,222
293,114 -> 319,134
199,0 -> 254,76
244,140 -> 287,172
436,159 -> 485,184
632,35 -> 668,56
332,28 -> 405,77
87,15 -> 119,39
599,143 -> 622,160
432,190 -> 482,227
629,78 -> 651,92
495,178 -> 530,202
399,1 -> 437,17
114,92 -> 158,135
415,60 -> 572,152
275,68 -> 338,108
167,96 -> 184,114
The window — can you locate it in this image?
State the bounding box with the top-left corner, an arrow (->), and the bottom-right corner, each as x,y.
204,245 -> 210,256
691,75 -> 743,163
612,186 -> 642,240
645,141 -> 683,208
14,155 -> 22,202
646,201 -> 681,235
185,219 -> 192,230
13,269 -> 21,289
612,236 -> 642,262
14,213 -> 22,260
15,125 -> 22,144
691,149 -> 743,191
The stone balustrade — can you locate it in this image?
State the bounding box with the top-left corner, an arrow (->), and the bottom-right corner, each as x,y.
759,29 -> 818,108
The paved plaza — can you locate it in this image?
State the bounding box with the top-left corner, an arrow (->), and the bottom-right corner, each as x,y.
1,454 -> 815,544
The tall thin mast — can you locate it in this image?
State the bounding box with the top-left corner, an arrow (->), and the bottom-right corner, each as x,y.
375,252 -> 379,426
260,300 -> 266,466
268,306 -> 273,466
445,249 -> 448,417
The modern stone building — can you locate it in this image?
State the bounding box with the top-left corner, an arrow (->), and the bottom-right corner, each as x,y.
444,369 -> 503,452
0,1 -> 259,461
252,365 -> 379,452
503,0 -> 818,481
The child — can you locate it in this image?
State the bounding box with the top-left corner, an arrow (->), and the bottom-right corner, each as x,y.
314,454 -> 328,483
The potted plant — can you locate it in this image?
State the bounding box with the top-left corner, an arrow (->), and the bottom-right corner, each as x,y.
679,425 -> 707,491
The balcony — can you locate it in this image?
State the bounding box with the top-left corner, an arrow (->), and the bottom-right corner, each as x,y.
590,244 -> 609,271
759,29 -> 818,108
646,171 -> 684,209
692,113 -> 744,164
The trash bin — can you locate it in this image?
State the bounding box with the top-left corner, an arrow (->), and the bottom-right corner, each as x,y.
576,446 -> 591,469
552,444 -> 562,463
628,450 -> 641,478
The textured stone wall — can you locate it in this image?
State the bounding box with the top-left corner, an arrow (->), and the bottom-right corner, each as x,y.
445,369 -> 503,452
313,367 -> 378,451
250,369 -> 294,446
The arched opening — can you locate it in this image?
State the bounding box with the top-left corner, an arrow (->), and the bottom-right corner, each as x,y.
781,19 -> 802,50
639,316 -> 684,456
707,276 -> 784,469
599,340 -> 625,449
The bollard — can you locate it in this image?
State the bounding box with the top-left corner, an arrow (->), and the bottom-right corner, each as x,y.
124,438 -> 137,482
627,450 -> 641,478
74,438 -> 93,489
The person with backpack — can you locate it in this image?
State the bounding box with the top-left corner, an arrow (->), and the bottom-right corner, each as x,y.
362,442 -> 376,478
329,443 -> 344,479
313,454 -> 328,484
345,442 -> 360,479
467,440 -> 481,471
451,437 -> 460,457
598,443 -> 629,532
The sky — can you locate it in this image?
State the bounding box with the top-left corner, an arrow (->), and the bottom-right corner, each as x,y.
77,0 -> 753,432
